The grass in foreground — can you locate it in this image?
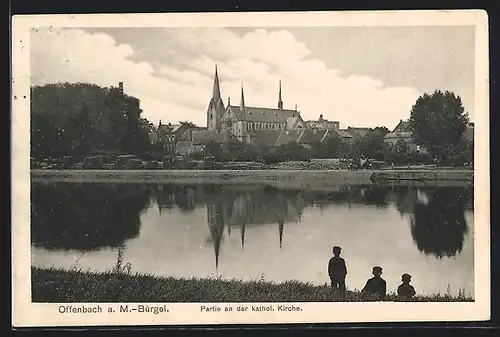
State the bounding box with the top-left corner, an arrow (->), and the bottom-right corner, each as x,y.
31,267 -> 473,303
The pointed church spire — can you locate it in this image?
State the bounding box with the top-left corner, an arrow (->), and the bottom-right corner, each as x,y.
212,64 -> 221,101
240,221 -> 246,251
240,82 -> 245,112
212,219 -> 224,271
278,80 -> 283,110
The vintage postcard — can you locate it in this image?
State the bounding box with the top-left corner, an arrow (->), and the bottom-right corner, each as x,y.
12,10 -> 490,327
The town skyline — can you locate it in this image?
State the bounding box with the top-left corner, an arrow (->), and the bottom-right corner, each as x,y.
30,26 -> 475,130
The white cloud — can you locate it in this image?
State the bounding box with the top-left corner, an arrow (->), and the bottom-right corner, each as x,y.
31,27 -> 424,129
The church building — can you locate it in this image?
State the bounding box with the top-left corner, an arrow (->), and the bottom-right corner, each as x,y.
206,65 -> 306,143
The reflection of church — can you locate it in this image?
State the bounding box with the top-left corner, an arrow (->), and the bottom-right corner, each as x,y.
205,188 -> 304,269
152,184 -> 305,269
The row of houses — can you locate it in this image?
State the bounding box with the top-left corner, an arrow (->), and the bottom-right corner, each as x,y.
149,116 -> 362,156
149,117 -> 474,158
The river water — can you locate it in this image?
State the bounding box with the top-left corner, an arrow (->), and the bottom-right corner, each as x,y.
30,181 -> 474,297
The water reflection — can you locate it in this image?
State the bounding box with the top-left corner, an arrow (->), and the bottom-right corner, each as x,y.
30,182 -> 474,293
410,187 -> 472,258
31,182 -> 151,251
150,184 -> 304,268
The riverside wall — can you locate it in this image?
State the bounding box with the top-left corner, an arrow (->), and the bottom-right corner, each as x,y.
30,169 -> 473,188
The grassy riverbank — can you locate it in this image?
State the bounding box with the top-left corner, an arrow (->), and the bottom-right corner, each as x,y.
31,267 -> 473,303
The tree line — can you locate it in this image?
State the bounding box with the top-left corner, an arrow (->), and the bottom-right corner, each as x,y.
30,82 -> 151,161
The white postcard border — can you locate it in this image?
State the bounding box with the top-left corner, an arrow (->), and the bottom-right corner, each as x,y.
11,10 -> 490,327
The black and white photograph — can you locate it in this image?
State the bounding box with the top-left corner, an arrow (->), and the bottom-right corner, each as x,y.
12,10 -> 490,326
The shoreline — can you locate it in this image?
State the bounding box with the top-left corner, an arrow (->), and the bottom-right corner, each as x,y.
31,168 -> 473,186
31,267 -> 474,303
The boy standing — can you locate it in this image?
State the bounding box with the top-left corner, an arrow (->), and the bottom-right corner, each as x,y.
397,273 -> 416,300
328,246 -> 347,296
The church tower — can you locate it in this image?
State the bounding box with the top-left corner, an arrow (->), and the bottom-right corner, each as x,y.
278,80 -> 283,110
207,65 -> 226,131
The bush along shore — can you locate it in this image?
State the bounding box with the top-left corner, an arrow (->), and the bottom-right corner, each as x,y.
32,267 -> 473,303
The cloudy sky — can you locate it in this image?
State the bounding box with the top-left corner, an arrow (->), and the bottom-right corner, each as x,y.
30,26 -> 475,129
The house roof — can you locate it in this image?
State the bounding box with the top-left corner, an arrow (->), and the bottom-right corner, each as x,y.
393,120 -> 411,132
347,127 -> 371,138
247,130 -> 282,147
275,130 -> 296,146
297,128 -> 329,144
158,124 -> 174,133
331,129 -> 353,138
192,130 -> 239,145
305,120 -> 340,129
227,105 -> 302,123
283,130 -> 304,142
384,131 -> 413,140
348,127 -> 372,131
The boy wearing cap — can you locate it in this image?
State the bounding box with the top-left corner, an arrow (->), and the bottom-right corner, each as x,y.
397,273 -> 416,300
328,246 -> 347,296
361,266 -> 387,300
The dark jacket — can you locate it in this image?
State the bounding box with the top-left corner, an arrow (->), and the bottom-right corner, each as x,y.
397,283 -> 416,299
362,277 -> 387,299
328,256 -> 347,280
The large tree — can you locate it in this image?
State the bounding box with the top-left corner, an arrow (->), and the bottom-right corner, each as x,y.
409,90 -> 469,160
31,82 -> 151,160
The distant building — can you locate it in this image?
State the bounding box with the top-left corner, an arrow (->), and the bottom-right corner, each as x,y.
206,65 -> 306,143
334,129 -> 355,144
346,126 -> 372,139
150,121 -> 193,154
305,114 -> 340,130
384,120 -> 427,153
174,125 -> 208,156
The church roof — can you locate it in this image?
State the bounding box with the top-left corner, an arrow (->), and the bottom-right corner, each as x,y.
227,105 -> 301,124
